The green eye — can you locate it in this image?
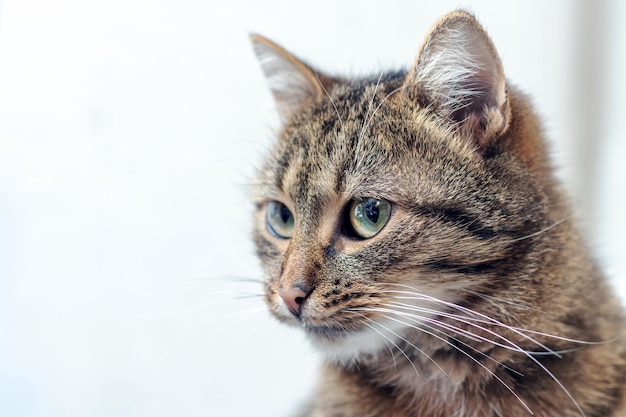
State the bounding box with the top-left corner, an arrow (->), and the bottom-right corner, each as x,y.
348,198 -> 391,239
266,201 -> 294,238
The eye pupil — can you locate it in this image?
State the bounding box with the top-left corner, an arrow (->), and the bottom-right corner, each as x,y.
280,205 -> 292,223
365,199 -> 379,223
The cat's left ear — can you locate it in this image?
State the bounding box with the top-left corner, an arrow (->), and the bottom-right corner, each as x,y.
251,34 -> 335,121
403,11 -> 511,151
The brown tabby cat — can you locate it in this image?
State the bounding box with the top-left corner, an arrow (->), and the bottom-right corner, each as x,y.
250,10 -> 626,417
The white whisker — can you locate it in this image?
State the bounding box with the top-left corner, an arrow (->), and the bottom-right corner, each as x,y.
350,305 -> 532,413
414,316 -> 525,378
358,72 -> 384,143
315,73 -> 345,134
372,284 -> 587,416
384,292 -> 608,348
350,316 -> 398,370
460,289 -> 537,326
350,312 -> 420,378
357,304 -> 520,372
358,86 -> 403,143
379,312 -> 532,414
187,306 -> 267,328
384,300 -> 562,358
231,312 -> 270,345
378,285 -> 590,351
504,217 -> 570,243
349,308 -> 446,375
142,291 -> 262,320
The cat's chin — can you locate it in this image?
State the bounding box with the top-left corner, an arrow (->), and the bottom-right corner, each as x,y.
304,320 -> 409,366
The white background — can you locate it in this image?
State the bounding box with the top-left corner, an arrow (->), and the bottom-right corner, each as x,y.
0,1 -> 624,416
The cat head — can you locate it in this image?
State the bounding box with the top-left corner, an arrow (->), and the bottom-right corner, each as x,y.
251,11 -> 559,365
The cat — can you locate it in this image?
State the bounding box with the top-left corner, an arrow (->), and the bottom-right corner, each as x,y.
250,10 -> 626,417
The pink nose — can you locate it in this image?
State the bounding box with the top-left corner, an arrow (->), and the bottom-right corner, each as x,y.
278,287 -> 310,317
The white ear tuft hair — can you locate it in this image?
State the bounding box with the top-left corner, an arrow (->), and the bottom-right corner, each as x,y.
404,11 -> 510,149
250,34 -> 334,120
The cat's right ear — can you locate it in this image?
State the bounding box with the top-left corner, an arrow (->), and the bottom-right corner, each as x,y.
250,34 -> 334,120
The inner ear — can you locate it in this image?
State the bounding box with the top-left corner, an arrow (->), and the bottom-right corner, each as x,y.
403,11 -> 510,150
250,34 -> 335,121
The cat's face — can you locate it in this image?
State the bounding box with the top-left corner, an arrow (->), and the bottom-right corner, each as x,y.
251,13 -> 553,365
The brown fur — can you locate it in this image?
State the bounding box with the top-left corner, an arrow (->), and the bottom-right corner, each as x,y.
251,11 -> 626,417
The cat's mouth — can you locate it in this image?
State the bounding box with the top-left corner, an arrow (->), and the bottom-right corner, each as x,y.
303,323 -> 351,339
302,316 -> 411,363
